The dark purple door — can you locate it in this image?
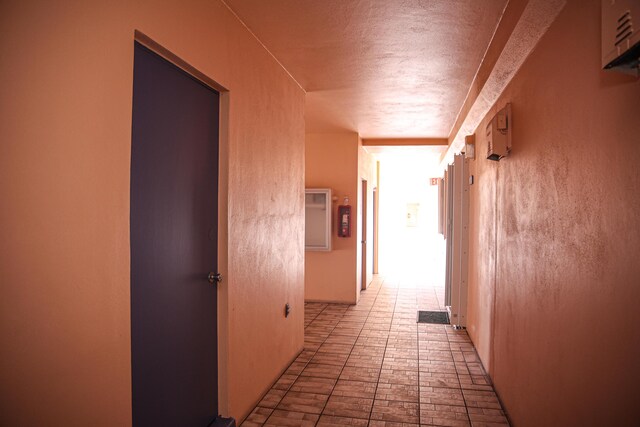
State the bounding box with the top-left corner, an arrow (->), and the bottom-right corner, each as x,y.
130,42 -> 219,426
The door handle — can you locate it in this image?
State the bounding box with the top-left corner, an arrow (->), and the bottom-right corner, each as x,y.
208,272 -> 222,284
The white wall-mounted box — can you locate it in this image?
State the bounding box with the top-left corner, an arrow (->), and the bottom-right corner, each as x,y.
305,188 -> 332,251
486,103 -> 512,161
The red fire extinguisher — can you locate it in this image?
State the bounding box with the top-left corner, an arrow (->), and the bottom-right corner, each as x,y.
338,197 -> 351,237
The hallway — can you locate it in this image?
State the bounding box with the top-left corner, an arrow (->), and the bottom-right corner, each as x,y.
242,276 -> 509,426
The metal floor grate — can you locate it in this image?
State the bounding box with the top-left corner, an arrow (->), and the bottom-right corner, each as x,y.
417,310 -> 450,324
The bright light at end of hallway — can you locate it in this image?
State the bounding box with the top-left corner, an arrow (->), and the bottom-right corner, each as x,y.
374,147 -> 446,290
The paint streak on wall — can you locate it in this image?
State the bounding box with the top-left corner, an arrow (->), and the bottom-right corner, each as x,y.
466,0 -> 640,425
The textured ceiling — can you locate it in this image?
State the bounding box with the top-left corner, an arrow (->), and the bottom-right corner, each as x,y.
224,0 -> 508,138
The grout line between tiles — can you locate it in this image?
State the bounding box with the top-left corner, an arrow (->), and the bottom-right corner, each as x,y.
365,276 -> 395,424
447,326 -> 472,426
249,277 -> 510,427
313,280 -> 385,426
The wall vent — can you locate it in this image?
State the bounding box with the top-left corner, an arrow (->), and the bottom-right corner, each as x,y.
602,0 -> 640,75
615,11 -> 633,46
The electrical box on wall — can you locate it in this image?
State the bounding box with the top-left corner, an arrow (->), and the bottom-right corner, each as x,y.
602,0 -> 640,76
464,134 -> 475,160
486,103 -> 512,161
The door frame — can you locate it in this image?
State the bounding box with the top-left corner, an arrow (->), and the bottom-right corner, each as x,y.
361,179 -> 368,290
373,186 -> 378,274
132,31 -> 232,417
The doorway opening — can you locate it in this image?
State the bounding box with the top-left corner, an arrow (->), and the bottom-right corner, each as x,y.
370,146 -> 447,307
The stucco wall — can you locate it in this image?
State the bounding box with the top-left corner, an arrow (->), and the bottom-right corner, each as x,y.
0,0 -> 305,425
305,133 -> 360,303
466,0 -> 640,425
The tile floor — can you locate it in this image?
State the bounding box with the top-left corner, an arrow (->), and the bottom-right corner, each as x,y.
241,276 -> 510,427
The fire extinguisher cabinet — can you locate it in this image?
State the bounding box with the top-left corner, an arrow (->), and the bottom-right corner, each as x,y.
305,188 -> 332,251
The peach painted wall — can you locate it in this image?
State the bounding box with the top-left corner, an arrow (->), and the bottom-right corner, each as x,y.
0,1 -> 304,425
305,133 -> 360,303
466,0 -> 640,425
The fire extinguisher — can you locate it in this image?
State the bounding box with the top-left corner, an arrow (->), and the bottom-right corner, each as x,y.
338,197 -> 351,237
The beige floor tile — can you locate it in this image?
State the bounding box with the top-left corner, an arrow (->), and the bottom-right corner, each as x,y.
383,357 -> 419,371
419,360 -> 456,374
304,334 -> 325,343
264,409 -> 319,426
331,327 -> 363,337
346,354 -> 384,369
387,339 -> 418,349
419,341 -> 451,351
258,388 -> 286,408
449,342 -> 476,352
391,326 -> 418,335
467,363 -> 487,376
355,336 -> 388,346
368,310 -> 394,317
362,323 -> 392,332
277,390 -> 329,414
370,399 -> 420,424
420,403 -> 470,426
310,351 -> 349,367
317,342 -> 354,354
241,406 -> 273,426
339,365 -> 381,382
325,334 -> 359,345
284,361 -> 308,376
249,279 -> 511,426
289,376 -> 337,395
350,344 -> 386,357
358,329 -> 391,338
419,334 -> 449,342
385,347 -> 419,359
378,368 -> 419,385
316,415 -> 369,426
305,326 -> 334,336
303,340 -> 322,351
273,373 -> 299,391
336,319 -> 365,327
300,362 -> 342,379
452,352 -> 465,362
471,375 -> 491,385
462,389 -> 502,410
323,395 -> 374,419
375,382 -> 419,402
419,350 -> 454,362
331,379 -> 378,399
463,352 -> 480,363
368,421 -> 419,427
419,372 -> 461,389
455,363 -> 471,376
341,313 -> 369,322
467,407 -> 509,425
295,349 -> 317,363
419,386 -> 465,406
388,332 -> 418,341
